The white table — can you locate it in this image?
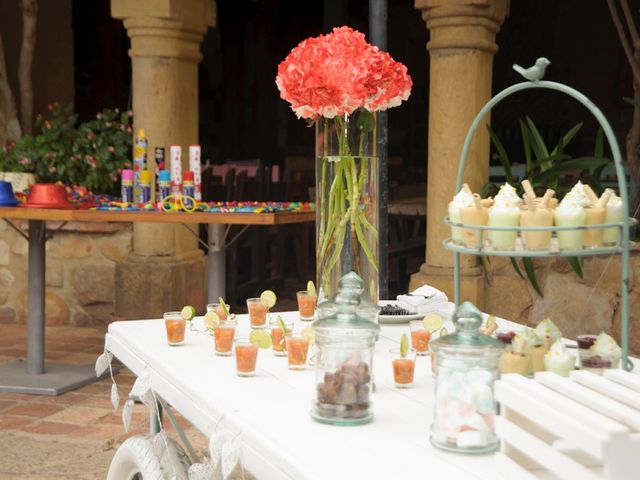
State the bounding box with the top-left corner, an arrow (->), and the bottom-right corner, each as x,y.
106,308 -> 523,479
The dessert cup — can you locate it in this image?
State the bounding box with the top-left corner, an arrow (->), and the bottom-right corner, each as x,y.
164,311 -> 186,346
543,340 -> 575,377
247,297 -> 267,328
579,350 -> 620,374
297,290 -> 317,321
235,340 -> 259,377
603,192 -> 623,245
520,208 -> 553,250
583,206 -> 605,247
214,321 -> 236,356
554,205 -> 587,250
448,203 -> 464,245
409,320 -> 430,356
459,206 -> 488,249
488,207 -> 520,250
499,351 -> 529,375
529,343 -> 548,373
390,347 -> 416,388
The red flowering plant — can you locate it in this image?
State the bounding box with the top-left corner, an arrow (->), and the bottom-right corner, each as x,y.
0,103 -> 132,194
276,27 -> 412,299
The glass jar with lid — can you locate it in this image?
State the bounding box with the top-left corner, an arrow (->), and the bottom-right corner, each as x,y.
311,272 -> 380,426
430,302 -> 504,453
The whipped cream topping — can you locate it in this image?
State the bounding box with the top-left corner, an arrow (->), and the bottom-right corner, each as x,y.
535,318 -> 562,341
606,191 -> 623,209
556,198 -> 585,217
591,332 -> 621,356
545,338 -> 574,361
449,187 -> 475,210
564,181 -> 593,207
493,183 -> 522,207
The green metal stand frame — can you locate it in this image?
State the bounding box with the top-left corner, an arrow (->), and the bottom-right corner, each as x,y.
447,79 -> 633,371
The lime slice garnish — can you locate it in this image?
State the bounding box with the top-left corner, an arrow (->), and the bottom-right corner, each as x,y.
203,311 -> 220,331
301,326 -> 315,345
484,315 -> 497,334
439,327 -> 448,337
422,313 -> 443,332
218,297 -> 230,317
181,305 -> 196,321
260,290 -> 277,309
277,315 -> 288,334
249,329 -> 272,349
400,333 -> 409,358
306,280 -> 316,296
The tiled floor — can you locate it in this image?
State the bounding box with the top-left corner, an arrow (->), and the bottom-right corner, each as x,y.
0,323 -> 210,478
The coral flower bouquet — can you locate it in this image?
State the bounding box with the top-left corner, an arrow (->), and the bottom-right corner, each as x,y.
276,26 -> 412,301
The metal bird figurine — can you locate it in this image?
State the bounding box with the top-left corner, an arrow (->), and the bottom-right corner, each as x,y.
513,57 -> 550,82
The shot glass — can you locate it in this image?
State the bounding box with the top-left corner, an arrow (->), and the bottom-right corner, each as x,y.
214,320 -> 236,356
235,340 -> 259,377
164,311 -> 186,346
390,348 -> 416,388
296,290 -> 317,321
270,317 -> 292,356
206,302 -> 229,321
409,321 -> 430,356
247,298 -> 267,328
285,333 -> 309,370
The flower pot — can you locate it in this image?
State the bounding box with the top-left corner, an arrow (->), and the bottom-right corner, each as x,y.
315,110 -> 379,303
0,172 -> 36,193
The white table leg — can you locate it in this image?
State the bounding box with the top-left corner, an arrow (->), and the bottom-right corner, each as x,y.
208,223 -> 226,303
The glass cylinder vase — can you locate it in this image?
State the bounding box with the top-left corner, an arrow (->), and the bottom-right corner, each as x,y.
315,110 -> 379,304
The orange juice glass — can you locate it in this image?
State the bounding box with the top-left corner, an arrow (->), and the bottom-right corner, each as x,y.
206,302 -> 229,321
390,347 -> 416,388
285,333 -> 309,370
270,317 -> 292,356
164,312 -> 186,346
296,291 -> 317,321
246,298 -> 267,328
410,320 -> 431,356
214,321 -> 236,356
235,340 -> 259,377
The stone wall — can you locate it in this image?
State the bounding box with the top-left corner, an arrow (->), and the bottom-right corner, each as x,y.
0,221 -> 132,328
484,251 -> 640,355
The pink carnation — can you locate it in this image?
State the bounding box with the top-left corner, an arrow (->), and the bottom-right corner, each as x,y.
276,26 -> 412,120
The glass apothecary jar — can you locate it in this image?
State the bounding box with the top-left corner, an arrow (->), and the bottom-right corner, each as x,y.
430,302 -> 504,454
311,272 -> 380,426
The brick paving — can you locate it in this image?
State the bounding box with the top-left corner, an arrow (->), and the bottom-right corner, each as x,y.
0,323 -> 210,478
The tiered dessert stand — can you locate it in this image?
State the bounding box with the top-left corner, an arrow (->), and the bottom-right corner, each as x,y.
443,65 -> 639,478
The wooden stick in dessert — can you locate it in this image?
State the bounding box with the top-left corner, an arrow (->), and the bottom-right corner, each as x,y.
523,193 -> 536,212
521,179 -> 536,199
472,193 -> 483,209
583,184 -> 599,205
596,188 -> 613,209
462,183 -> 472,194
541,189 -> 555,208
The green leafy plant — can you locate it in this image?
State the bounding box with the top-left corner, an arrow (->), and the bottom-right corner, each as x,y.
485,116 -> 609,296
0,102 -> 132,194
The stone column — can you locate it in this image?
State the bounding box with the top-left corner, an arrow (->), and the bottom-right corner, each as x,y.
409,0 -> 509,307
111,0 -> 216,317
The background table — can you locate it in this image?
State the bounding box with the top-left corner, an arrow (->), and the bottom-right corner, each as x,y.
0,207 -> 313,395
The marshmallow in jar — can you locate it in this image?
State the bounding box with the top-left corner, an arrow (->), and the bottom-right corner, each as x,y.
430,302 -> 504,454
487,183 -> 521,250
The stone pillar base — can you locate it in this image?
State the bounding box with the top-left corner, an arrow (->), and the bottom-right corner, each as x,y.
409,263 -> 485,309
115,252 -> 206,319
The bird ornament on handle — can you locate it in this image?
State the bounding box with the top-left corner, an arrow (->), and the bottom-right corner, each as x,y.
513,57 -> 550,82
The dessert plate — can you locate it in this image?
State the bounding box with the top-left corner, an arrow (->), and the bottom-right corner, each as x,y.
378,300 -> 423,324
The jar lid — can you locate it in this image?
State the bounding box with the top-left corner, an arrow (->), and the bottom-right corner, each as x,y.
431,302 -> 504,353
313,272 -> 380,333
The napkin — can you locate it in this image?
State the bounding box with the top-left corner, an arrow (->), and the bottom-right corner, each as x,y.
396,285 -> 449,314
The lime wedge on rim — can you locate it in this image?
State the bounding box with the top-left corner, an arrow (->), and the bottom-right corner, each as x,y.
439,327 -> 448,337
218,297 -> 230,317
301,326 -> 315,345
249,329 -> 272,349
484,315 -> 497,333
400,333 -> 409,358
422,313 -> 443,332
203,311 -> 220,331
306,280 -> 316,296
277,315 -> 288,334
260,290 -> 277,309
181,305 -> 196,321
